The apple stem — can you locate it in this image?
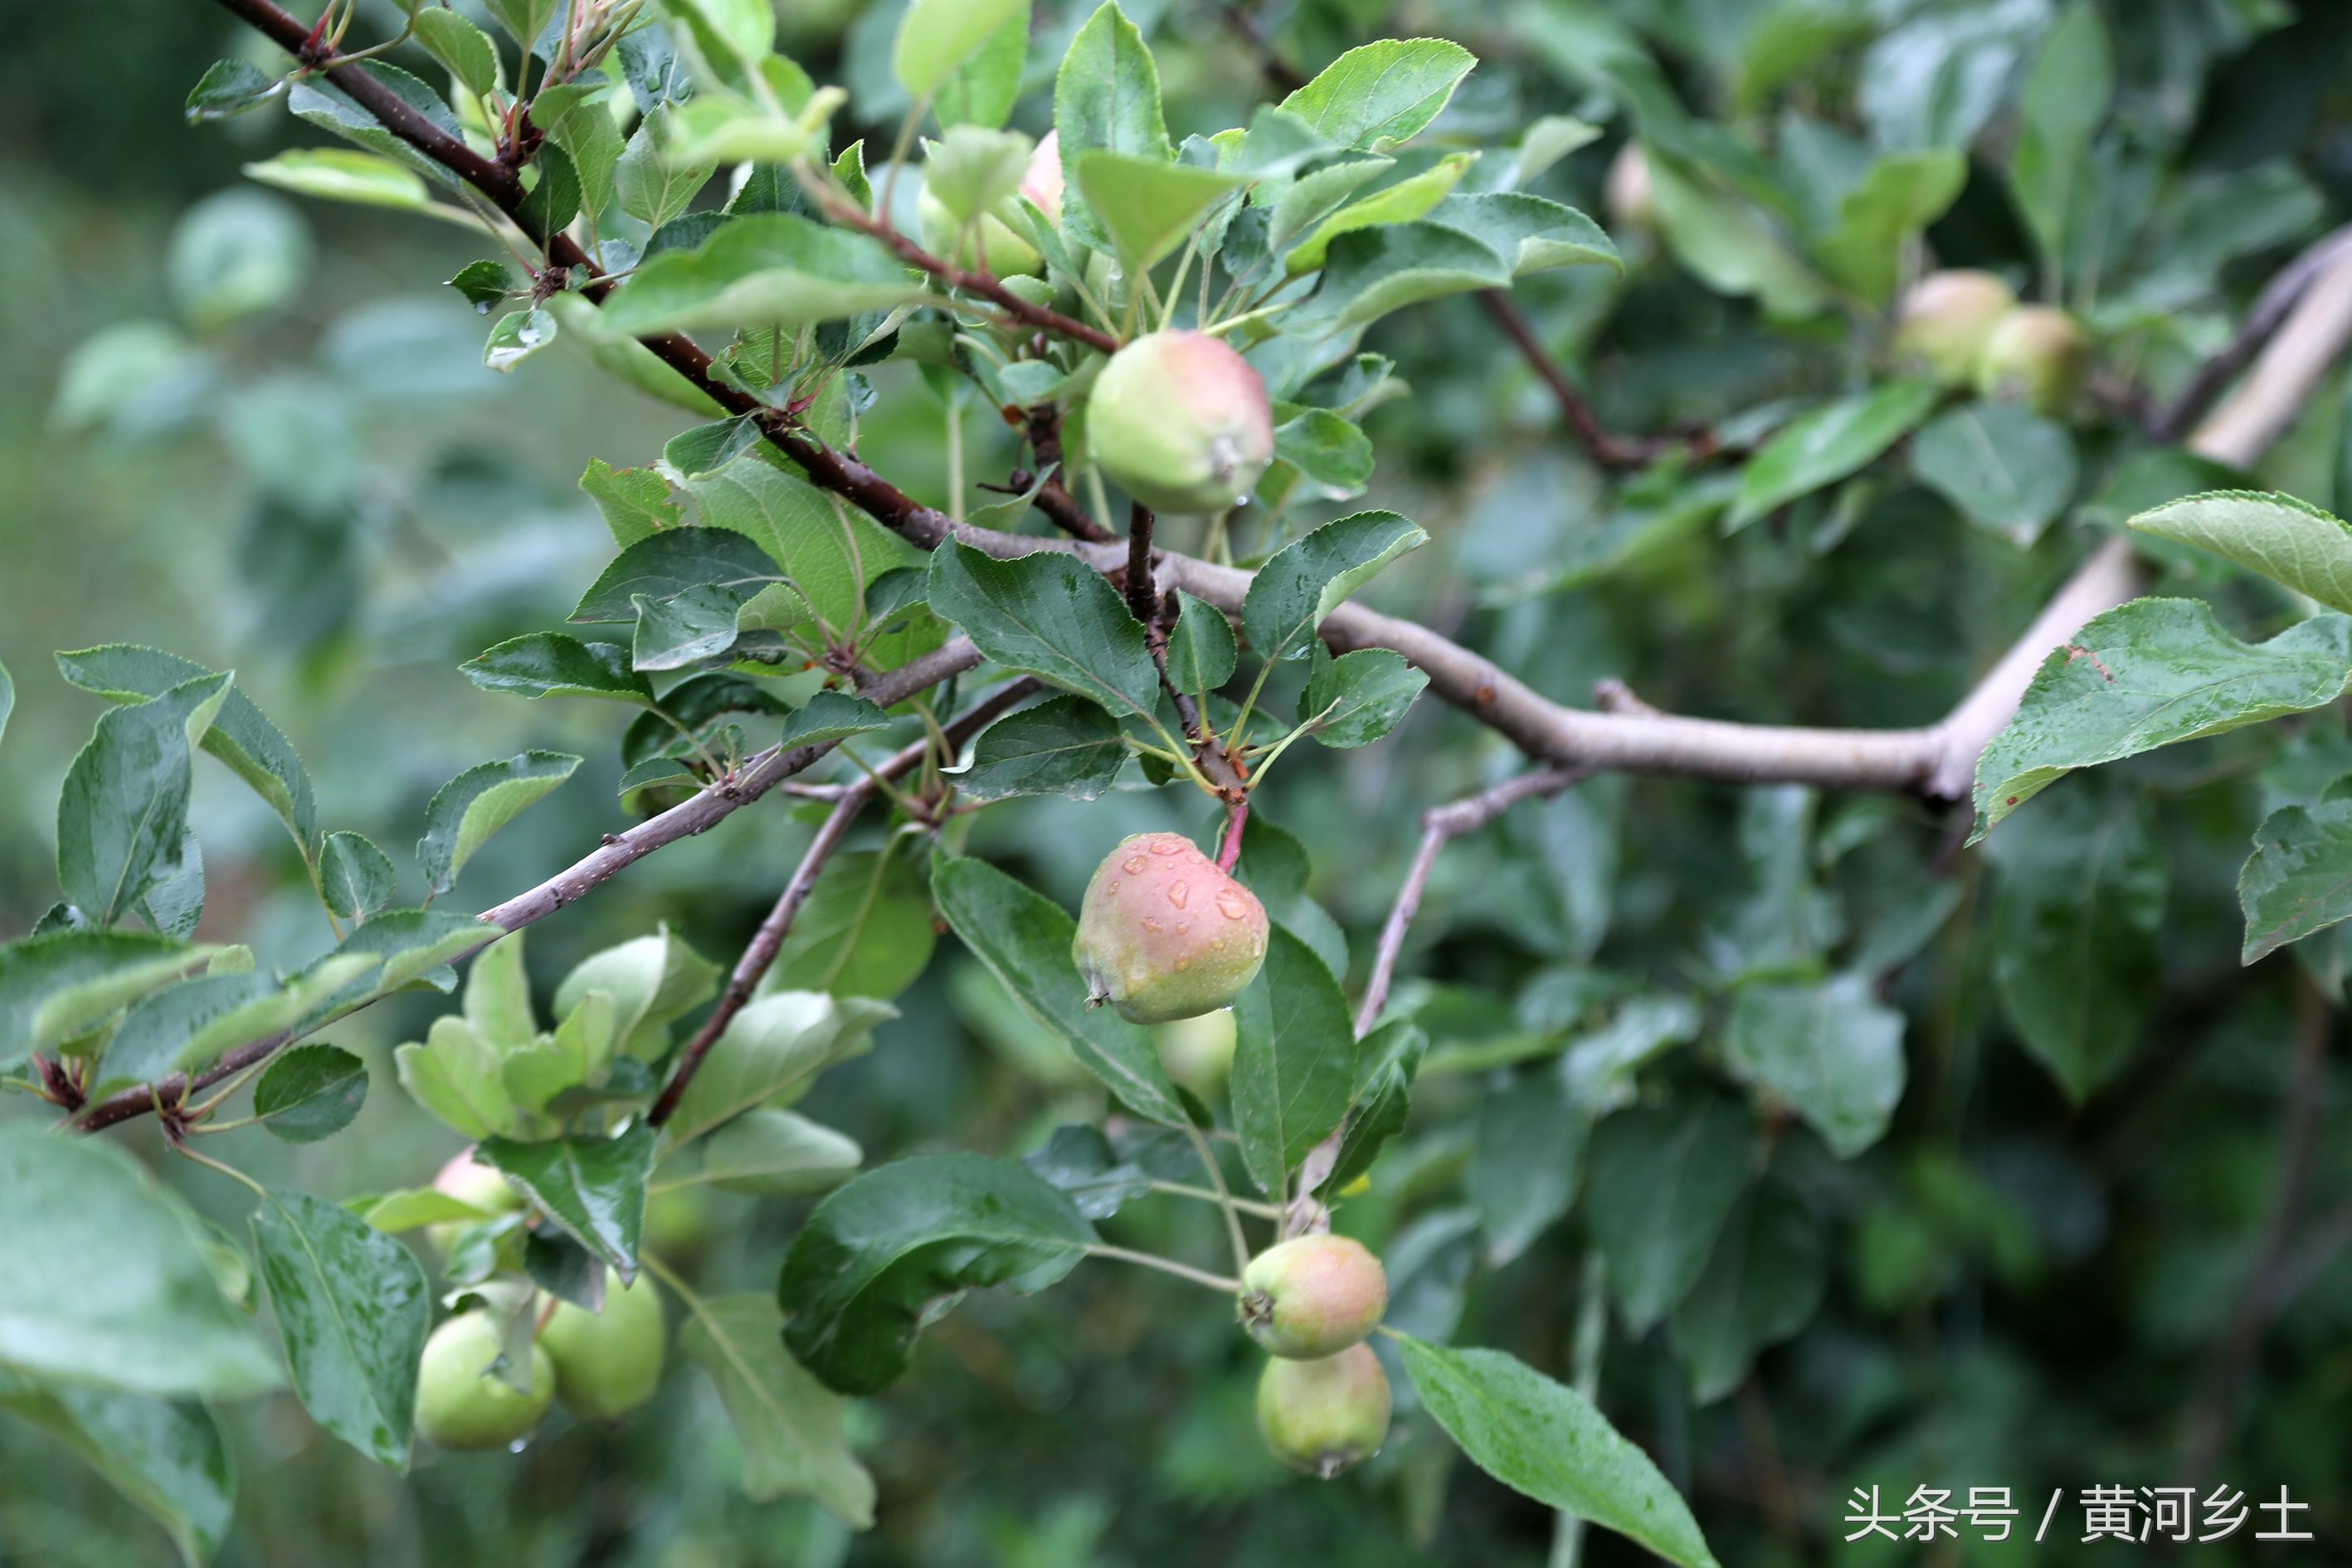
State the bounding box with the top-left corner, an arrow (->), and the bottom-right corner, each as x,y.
1216,795 -> 1248,872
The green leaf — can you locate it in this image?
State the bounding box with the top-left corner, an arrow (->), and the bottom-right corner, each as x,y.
1072,152 -> 1246,272
775,690 -> 893,751
957,695 -> 1127,802
1054,1 -> 1171,253
323,908 -> 492,1004
287,66 -> 466,192
1971,601 -> 2352,838
1726,379 -> 1941,530
0,1370 -> 235,1566
1913,402 -> 2079,546
2011,0 -> 2113,280
687,458 -> 886,635
96,954 -> 381,1092
1283,153 -> 1473,275
249,1189 -> 429,1470
540,88 -> 625,221
554,925 -> 721,1060
253,1044 -> 369,1143
1322,1019 -> 1425,1195
687,1107 -> 863,1195
243,149 -> 431,210
927,540 -> 1162,717
1276,38 -> 1477,152
1300,644 -> 1426,748
658,0 -> 772,69
1396,1336 -> 1719,1568
778,1152 -> 1098,1395
515,142 -> 582,242
676,1293 -> 876,1525
1645,153 -> 1829,319
1290,196 -> 1619,333
1668,1178 -> 1826,1405
1985,782 -> 2168,1097
1808,149 -> 1967,305
895,0 -> 1026,100
1230,924 -> 1358,1195
540,290 -> 729,416
1242,510 -> 1427,663
933,3 -> 1030,130
770,848 -> 937,1000
460,632 -> 656,704
56,644 -> 317,855
1720,976 -> 1906,1157
2129,489 -> 2352,614
0,1129 -> 280,1399
582,459 -> 684,548
411,7 -> 499,96
573,527 -> 781,626
479,1124 -> 658,1283
2240,798 -> 2352,965
463,930 -> 536,1047
599,214 -> 925,335
930,853 -> 1187,1124
443,260 -> 514,314
1585,1096 -> 1754,1332
318,831 -> 396,923
1165,591 -> 1237,698
416,750 -> 582,896
186,58 -> 280,122
1264,407 -> 1376,504
483,307 -> 558,373
0,929 -> 212,1069
617,106 -> 716,230
57,672 -> 231,927
396,1016 -> 525,1142
663,991 -> 893,1147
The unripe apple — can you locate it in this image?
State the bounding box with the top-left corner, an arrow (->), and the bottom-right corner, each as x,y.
1022,130 -> 1064,230
1257,1342 -> 1391,1478
1087,331 -> 1274,514
1239,1233 -> 1388,1358
918,185 -> 1043,278
414,1310 -> 553,1451
1072,832 -> 1268,1024
1153,1008 -> 1238,1095
426,1147 -> 524,1255
641,1184 -> 713,1260
538,1269 -> 665,1422
1975,304 -> 2090,416
1605,143 -> 1656,234
1892,270 -> 2018,386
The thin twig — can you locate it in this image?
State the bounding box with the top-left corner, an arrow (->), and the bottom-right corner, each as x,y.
74,641 -> 986,1134
1478,291 -> 1704,469
1085,1243 -> 1243,1293
646,676 -> 1039,1127
2153,225 -> 2352,442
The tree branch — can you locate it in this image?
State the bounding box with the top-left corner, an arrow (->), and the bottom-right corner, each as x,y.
192,0 -> 2352,807
74,639 -> 984,1133
645,675 -> 1039,1127
1479,291 -> 1695,469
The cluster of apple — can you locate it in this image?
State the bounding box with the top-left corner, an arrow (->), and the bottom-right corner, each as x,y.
1075,833 -> 1393,1477
411,1154 -> 666,1451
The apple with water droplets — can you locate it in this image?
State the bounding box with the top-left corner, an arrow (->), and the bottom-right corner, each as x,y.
1072,831 -> 1267,1024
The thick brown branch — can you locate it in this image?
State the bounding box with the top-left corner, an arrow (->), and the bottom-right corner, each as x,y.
75,640 -> 984,1133
645,675 -> 1040,1127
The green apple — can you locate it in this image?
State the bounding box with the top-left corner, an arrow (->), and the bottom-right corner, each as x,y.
538,1269 -> 665,1422
414,1310 -> 553,1451
1257,1343 -> 1390,1478
1086,332 -> 1275,514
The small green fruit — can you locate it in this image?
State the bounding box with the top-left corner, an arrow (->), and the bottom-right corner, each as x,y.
1153,1008 -> 1238,1095
1605,144 -> 1656,234
1087,331 -> 1275,514
539,1269 -> 666,1422
1892,270 -> 2018,386
1239,1234 -> 1387,1359
1072,832 -> 1268,1025
415,1310 -> 553,1451
426,1147 -> 524,1256
641,1185 -> 713,1260
918,186 -> 1043,277
1257,1343 -> 1391,1478
1975,304 -> 2090,416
